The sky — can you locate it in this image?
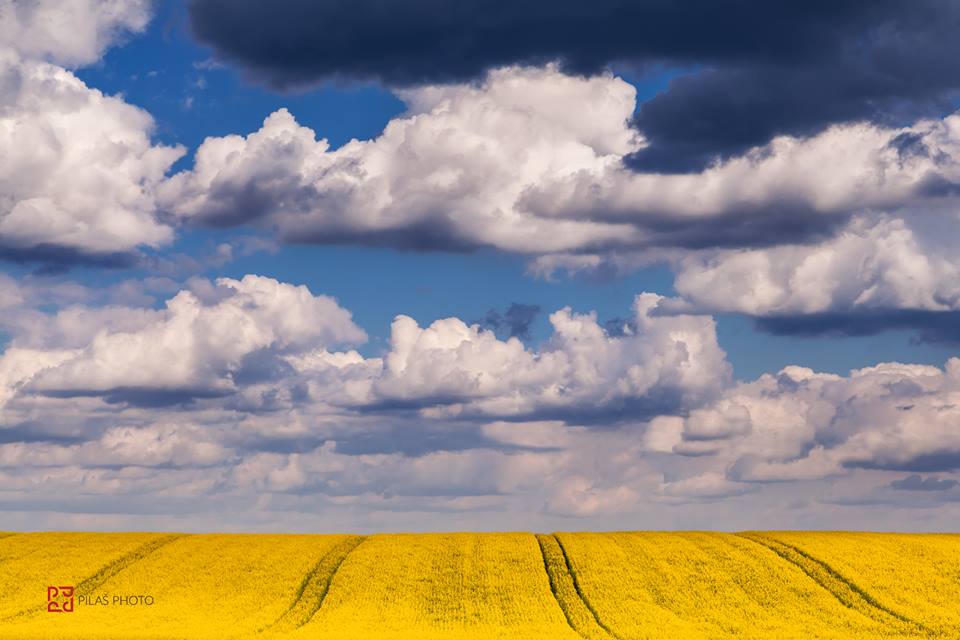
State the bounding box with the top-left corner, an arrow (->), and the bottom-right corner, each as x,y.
2,0 -> 960,532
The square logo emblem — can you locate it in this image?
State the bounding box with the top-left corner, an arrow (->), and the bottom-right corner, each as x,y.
47,586 -> 75,613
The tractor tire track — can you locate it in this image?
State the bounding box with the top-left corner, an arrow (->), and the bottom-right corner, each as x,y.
737,533 -> 932,635
2,533 -> 184,622
261,534 -> 366,634
0,532 -> 20,569
537,533 -> 618,640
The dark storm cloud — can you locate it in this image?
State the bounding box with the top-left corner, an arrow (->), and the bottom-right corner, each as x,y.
476,303 -> 541,340
187,0 -> 885,87
754,310 -> 960,343
187,0 -> 960,170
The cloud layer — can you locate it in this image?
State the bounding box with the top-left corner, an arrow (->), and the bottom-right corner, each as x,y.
2,273 -> 959,530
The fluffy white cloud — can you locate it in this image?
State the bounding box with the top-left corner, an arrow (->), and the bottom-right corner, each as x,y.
20,275 -> 365,401
0,346 -> 76,408
1,274 -> 732,423
666,359 -> 960,481
0,52 -> 182,257
0,0 -> 150,66
159,66 -> 643,253
165,67 -> 960,257
528,114 -> 960,226
158,65 -> 960,324
267,292 -> 731,420
672,215 -> 960,315
0,2 -> 184,260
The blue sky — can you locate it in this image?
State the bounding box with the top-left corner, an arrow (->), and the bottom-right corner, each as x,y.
3,0 -> 960,531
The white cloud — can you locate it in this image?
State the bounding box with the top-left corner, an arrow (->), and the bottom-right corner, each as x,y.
161,66 -> 960,259
23,275 -> 365,401
3,276 -> 730,420
528,114 -> 960,226
159,66 -> 643,253
0,52 -> 183,257
158,65 -> 960,323
0,2 -> 184,260
0,346 -> 76,408
659,472 -> 755,500
672,215 -> 960,315
0,0 -> 150,66
545,475 -> 640,516
299,292 -> 731,419
669,359 -> 960,482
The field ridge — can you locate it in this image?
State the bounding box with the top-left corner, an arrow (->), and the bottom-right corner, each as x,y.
536,533 -> 619,640
261,534 -> 366,634
737,532 -> 932,634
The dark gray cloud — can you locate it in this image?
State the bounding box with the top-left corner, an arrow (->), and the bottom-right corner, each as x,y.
890,474 -> 959,491
754,310 -> 960,344
186,0 -> 890,87
845,451 -> 960,473
475,303 -> 541,340
187,0 -> 960,170
0,244 -> 139,271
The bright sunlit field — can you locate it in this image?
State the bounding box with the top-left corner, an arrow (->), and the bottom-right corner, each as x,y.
0,531 -> 956,639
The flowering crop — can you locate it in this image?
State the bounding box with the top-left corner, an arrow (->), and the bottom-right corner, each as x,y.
0,531 -> 956,639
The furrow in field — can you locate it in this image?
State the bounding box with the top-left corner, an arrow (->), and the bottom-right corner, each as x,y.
1,533 -> 184,622
737,532 -> 931,634
0,533 -> 17,569
536,533 -> 618,640
262,534 -> 366,633
74,534 -> 185,599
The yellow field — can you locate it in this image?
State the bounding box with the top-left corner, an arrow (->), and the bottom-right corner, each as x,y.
0,531 -> 956,639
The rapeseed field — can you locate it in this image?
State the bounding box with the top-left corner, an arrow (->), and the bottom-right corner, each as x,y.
0,531 -> 956,639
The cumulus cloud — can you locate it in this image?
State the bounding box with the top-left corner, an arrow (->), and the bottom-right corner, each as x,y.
0,52 -> 183,261
165,66 -> 960,251
159,66 -> 960,337
672,216 -> 960,317
527,114 -> 960,245
18,275 -> 365,405
0,1 -> 190,264
266,292 -> 731,422
0,0 -> 150,66
160,67 -> 640,254
1,274 -> 729,423
664,359 -> 960,484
